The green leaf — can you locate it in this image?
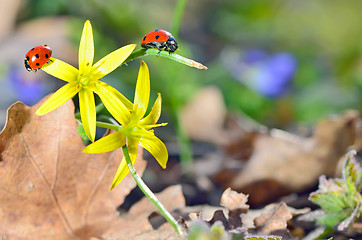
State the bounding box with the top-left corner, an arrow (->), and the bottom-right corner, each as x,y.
209,222 -> 228,239
308,150 -> 362,229
186,221 -> 229,240
343,150 -> 362,191
125,48 -> 208,70
77,122 -> 90,145
337,202 -> 361,231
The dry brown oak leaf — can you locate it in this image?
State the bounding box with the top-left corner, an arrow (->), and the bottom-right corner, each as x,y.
230,110 -> 359,196
0,97 -> 147,240
251,202 -> 293,239
104,185 -> 185,240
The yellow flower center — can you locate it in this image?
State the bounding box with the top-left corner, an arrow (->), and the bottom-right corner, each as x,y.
78,76 -> 89,86
124,123 -> 139,134
77,71 -> 98,90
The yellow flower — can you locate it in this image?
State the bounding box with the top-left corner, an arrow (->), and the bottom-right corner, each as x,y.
36,20 -> 136,142
83,61 -> 168,190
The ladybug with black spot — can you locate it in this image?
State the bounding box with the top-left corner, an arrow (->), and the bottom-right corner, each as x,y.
141,29 -> 178,54
24,45 -> 52,72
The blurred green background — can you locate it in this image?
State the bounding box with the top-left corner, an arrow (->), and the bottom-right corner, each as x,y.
0,0 -> 361,130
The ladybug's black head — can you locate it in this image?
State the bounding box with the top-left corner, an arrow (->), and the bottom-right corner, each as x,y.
24,59 -> 33,72
165,36 -> 178,53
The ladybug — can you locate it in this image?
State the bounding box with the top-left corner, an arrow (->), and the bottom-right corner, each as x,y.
141,29 -> 178,53
24,45 -> 52,72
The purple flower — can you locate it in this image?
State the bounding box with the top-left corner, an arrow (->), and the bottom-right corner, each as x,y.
229,50 -> 297,98
7,67 -> 46,105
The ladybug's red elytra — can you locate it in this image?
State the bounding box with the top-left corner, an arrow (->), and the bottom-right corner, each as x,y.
141,29 -> 178,53
24,45 -> 52,72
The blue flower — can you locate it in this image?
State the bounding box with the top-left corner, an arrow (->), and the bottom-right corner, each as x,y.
229,49 -> 297,98
7,67 -> 46,105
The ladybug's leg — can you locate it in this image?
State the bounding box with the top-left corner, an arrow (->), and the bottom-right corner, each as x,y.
40,58 -> 54,70
165,43 -> 172,55
157,42 -> 167,56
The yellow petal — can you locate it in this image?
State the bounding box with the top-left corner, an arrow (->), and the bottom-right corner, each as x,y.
79,20 -> 94,74
36,81 -> 79,115
91,44 -> 136,79
82,130 -> 126,153
140,93 -> 162,127
95,81 -> 131,126
133,60 -> 150,120
139,131 -> 168,169
79,89 -> 96,142
110,140 -> 138,190
41,58 -> 78,82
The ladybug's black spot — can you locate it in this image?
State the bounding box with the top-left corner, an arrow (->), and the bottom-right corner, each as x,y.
31,48 -> 35,51
155,29 -> 159,32
143,36 -> 146,41
36,63 -> 40,66
35,54 -> 39,58
45,54 -> 49,59
26,56 -> 30,61
155,35 -> 160,40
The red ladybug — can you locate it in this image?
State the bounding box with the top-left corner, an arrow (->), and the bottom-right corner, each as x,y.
141,29 -> 178,53
24,45 -> 52,72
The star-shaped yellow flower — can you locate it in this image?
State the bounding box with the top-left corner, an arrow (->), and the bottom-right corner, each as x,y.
83,61 -> 168,190
36,20 -> 136,142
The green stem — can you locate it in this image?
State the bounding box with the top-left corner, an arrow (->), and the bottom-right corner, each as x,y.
125,49 -> 207,70
122,145 -> 184,236
125,49 -> 147,63
96,121 -> 121,131
174,109 -> 193,174
97,115 -> 119,125
170,0 -> 188,38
